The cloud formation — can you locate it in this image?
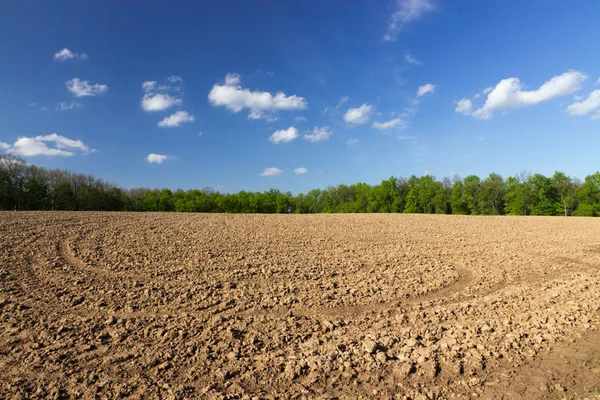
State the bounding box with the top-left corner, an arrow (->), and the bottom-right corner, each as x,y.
66,78 -> 108,97
457,71 -> 588,119
146,153 -> 170,164
567,90 -> 600,120
384,0 -> 436,42
4,133 -> 94,157
141,77 -> 184,112
294,167 -> 308,175
260,167 -> 283,176
303,126 -> 333,142
157,111 -> 195,127
336,96 -> 349,110
57,101 -> 82,111
417,83 -> 436,97
269,127 -> 299,144
54,48 -> 87,61
454,98 -> 473,115
344,104 -> 373,125
208,73 -> 307,121
405,53 -> 422,65
373,118 -> 406,130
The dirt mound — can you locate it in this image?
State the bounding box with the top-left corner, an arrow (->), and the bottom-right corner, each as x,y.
1,212 -> 599,399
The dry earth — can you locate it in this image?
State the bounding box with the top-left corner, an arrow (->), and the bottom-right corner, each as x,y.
1,212 -> 599,399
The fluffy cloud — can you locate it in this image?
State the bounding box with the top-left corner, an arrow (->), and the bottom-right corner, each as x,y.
458,71 -> 588,120
0,142 -> 11,150
260,167 -> 283,176
269,127 -> 299,144
303,126 -> 333,142
142,94 -> 182,112
208,73 -> 307,121
4,133 -> 93,157
54,48 -> 87,61
157,111 -> 195,127
417,83 -> 436,97
454,98 -> 473,114
567,90 -> 600,119
294,167 -> 308,175
146,153 -> 170,164
66,78 -> 108,97
372,118 -> 406,130
57,101 -> 82,111
384,0 -> 436,42
344,104 -> 373,125
141,77 -> 184,112
405,53 -> 422,65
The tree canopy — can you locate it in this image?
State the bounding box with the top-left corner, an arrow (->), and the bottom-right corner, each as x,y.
1,153 -> 599,216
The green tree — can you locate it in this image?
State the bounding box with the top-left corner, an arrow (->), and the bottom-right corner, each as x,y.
574,172 -> 600,216
552,171 -> 576,216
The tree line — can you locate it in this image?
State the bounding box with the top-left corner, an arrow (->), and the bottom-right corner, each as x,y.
1,153 -> 599,216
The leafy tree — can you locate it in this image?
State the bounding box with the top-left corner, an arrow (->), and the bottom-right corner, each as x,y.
450,180 -> 468,215
574,172 -> 600,216
529,174 -> 559,216
479,173 -> 506,215
553,171 -> 577,216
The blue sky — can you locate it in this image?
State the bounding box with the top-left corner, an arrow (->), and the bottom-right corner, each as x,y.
1,1 -> 599,193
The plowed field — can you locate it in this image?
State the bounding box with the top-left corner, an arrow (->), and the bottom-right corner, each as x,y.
1,212 -> 599,399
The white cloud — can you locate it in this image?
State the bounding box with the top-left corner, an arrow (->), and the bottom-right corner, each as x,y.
295,167 -> 308,175
5,133 -> 93,157
567,90 -> 600,118
157,111 -> 195,127
405,53 -> 422,65
54,48 -> 87,61
384,0 -> 436,42
208,73 -> 307,120
336,96 -> 349,110
141,77 -> 184,112
294,116 -> 307,122
269,127 -> 299,144
461,71 -> 588,119
454,98 -> 473,114
57,101 -> 82,111
142,81 -> 157,91
303,126 -> 333,142
248,111 -> 278,121
372,118 -> 406,130
344,103 -> 373,125
0,142 -> 11,150
347,138 -> 359,145
260,167 -> 283,176
417,83 -> 436,97
66,78 -> 108,97
596,78 -> 600,85
141,94 -> 182,112
483,86 -> 494,94
146,153 -> 170,164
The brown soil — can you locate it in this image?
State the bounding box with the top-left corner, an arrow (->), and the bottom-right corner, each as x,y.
1,212 -> 599,399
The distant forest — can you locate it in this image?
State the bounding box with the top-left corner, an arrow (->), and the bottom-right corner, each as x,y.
1,153 -> 599,216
